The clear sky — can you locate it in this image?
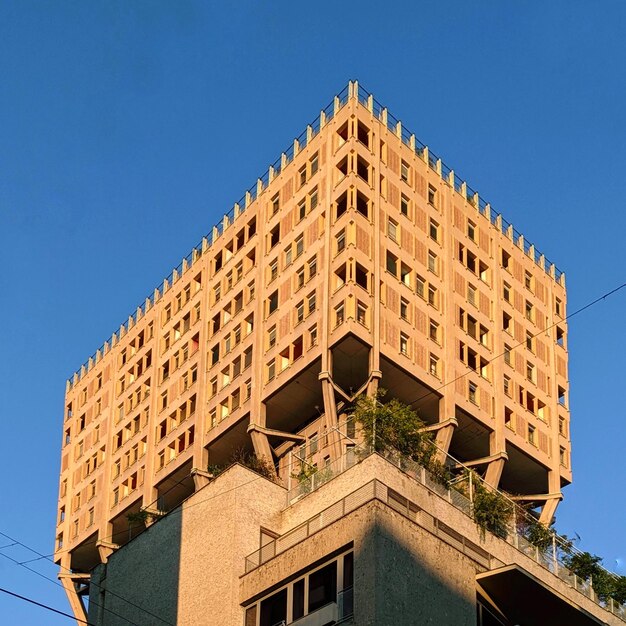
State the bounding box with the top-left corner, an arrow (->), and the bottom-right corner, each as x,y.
1,1 -> 625,623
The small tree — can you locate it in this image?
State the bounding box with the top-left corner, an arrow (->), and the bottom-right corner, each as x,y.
354,390 -> 436,466
471,477 -> 513,539
517,508 -> 554,554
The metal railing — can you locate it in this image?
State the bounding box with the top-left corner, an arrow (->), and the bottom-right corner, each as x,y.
245,446 -> 625,620
355,83 -> 564,283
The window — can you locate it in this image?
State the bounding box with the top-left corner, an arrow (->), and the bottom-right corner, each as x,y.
296,267 -> 305,289
528,425 -> 536,446
467,220 -> 476,242
526,361 -> 535,383
271,194 -> 280,216
336,229 -> 346,253
503,311 -> 512,334
428,251 -> 438,275
559,416 -> 567,436
400,160 -> 409,182
504,344 -> 512,366
416,275 -> 425,299
310,152 -> 319,176
299,164 -> 307,186
429,219 -> 439,242
267,291 -> 278,315
525,300 -> 534,322
296,301 -> 305,323
309,187 -> 318,211
295,234 -> 304,258
526,331 -> 534,352
400,332 -> 409,356
335,302 -> 345,326
356,301 -> 367,325
556,326 -> 565,347
558,386 -> 567,407
267,360 -> 276,381
467,283 -> 477,306
560,446 -> 568,467
428,184 -> 436,206
429,354 -> 439,377
309,325 -> 318,347
308,292 -> 316,314
524,270 -> 533,291
555,297 -> 563,317
298,198 -> 306,222
400,194 -> 409,216
386,251 -> 398,275
400,297 -> 409,321
502,249 -> 511,270
468,381 -> 478,404
429,319 -> 439,343
268,325 -> 276,349
503,282 -> 511,303
428,284 -> 438,308
284,245 -> 294,268
308,255 -> 317,277
387,218 -> 397,242
503,375 -> 511,397
269,225 -> 280,249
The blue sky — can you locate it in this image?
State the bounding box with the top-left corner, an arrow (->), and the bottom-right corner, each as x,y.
1,1 -> 625,622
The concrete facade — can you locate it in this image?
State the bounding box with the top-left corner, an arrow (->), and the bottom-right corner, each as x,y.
56,81 -> 573,620
87,455 -> 621,626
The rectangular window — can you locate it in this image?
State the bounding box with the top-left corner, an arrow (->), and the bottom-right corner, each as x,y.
429,354 -> 439,377
400,194 -> 409,216
268,325 -> 276,349
295,234 -> 304,258
267,291 -> 278,315
416,275 -> 425,298
467,283 -> 476,306
400,297 -> 409,321
525,300 -> 534,321
429,319 -> 439,343
400,332 -> 409,356
468,381 -> 478,404
388,218 -> 397,242
503,282 -> 511,303
428,251 -> 438,275
467,220 -> 476,242
356,301 -> 367,325
428,184 -> 436,206
310,153 -> 319,176
504,375 -> 511,396
400,160 -> 409,182
428,284 -> 437,308
336,229 -> 346,253
271,194 -> 280,215
335,303 -> 345,327
429,219 -> 439,242
528,425 -> 536,446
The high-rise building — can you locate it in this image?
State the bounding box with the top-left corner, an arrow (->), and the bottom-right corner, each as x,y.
55,81 -> 605,624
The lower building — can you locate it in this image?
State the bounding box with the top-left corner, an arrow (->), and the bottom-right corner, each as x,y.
86,450 -> 624,626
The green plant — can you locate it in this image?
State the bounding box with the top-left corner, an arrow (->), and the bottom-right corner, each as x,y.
471,477 -> 513,539
517,509 -> 554,553
354,390 -> 435,465
230,447 -> 278,481
126,510 -> 149,525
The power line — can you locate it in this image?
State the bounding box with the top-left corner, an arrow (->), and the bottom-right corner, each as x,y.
0,585 -> 93,624
0,534 -> 147,626
0,453 -> 310,624
0,550 -> 138,626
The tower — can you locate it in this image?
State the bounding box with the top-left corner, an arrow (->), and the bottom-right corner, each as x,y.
55,81 -> 574,623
